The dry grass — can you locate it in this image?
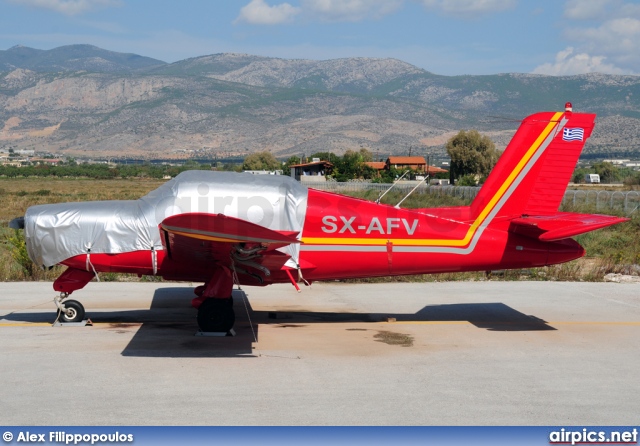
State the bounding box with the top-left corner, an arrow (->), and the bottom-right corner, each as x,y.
0,177 -> 165,281
0,177 -> 165,222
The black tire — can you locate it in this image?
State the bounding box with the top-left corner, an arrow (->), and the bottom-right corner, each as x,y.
57,299 -> 85,323
197,298 -> 235,333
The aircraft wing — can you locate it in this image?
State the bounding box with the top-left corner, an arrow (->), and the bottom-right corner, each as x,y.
509,213 -> 629,242
160,213 -> 300,282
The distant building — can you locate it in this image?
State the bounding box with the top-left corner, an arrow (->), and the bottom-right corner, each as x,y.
386,156 -> 427,171
385,156 -> 448,174
243,170 -> 283,175
289,160 -> 334,182
365,161 -> 386,171
1,160 -> 23,167
603,159 -> 630,165
29,158 -> 63,165
423,165 -> 448,174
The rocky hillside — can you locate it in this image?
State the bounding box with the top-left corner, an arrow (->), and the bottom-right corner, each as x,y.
153,53 -> 425,93
0,44 -> 164,73
1,45 -> 639,160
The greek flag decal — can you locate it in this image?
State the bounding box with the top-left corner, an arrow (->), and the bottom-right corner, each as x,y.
563,127 -> 584,142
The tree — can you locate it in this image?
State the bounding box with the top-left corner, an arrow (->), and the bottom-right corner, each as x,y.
376,165 -> 404,183
308,151 -> 341,165
242,151 -> 281,171
592,161 -> 620,184
624,172 -> 640,186
571,166 -> 590,184
357,148 -> 373,163
283,155 -> 301,171
446,130 -> 500,184
335,148 -> 375,182
456,174 -> 479,186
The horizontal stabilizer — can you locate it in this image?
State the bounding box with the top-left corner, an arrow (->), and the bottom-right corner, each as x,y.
161,213 -> 300,245
510,213 -> 629,242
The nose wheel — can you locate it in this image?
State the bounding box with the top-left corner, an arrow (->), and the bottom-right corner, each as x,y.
54,295 -> 86,323
197,298 -> 235,333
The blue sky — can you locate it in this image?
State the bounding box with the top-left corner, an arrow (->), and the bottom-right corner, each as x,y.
1,0 -> 639,76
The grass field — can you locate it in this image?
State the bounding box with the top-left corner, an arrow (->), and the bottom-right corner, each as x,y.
0,177 -> 637,283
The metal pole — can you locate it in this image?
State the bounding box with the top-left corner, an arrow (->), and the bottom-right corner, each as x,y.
376,170 -> 410,204
395,176 -> 428,209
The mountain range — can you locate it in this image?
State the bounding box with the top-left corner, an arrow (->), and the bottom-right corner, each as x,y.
1,44 -> 639,161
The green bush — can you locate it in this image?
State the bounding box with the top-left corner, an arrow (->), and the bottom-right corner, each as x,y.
6,229 -> 34,277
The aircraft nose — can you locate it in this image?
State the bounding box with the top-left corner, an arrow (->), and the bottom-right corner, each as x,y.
24,200 -> 157,269
9,216 -> 25,229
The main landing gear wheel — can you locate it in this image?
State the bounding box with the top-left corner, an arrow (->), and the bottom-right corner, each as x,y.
57,299 -> 85,323
197,298 -> 235,333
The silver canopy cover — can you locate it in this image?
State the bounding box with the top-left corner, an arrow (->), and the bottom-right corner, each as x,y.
24,171 -> 309,268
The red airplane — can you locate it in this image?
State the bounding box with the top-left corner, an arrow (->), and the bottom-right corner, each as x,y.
15,104 -> 628,332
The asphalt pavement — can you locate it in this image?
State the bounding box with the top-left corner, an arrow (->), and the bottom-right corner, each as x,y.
0,280 -> 638,425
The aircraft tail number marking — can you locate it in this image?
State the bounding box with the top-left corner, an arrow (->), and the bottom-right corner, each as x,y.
321,215 -> 419,236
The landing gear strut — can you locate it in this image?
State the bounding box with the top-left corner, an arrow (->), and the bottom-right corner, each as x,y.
52,268 -> 94,324
194,266 -> 236,333
54,294 -> 86,323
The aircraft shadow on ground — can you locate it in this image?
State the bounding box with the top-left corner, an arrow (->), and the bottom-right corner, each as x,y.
1,287 -> 555,358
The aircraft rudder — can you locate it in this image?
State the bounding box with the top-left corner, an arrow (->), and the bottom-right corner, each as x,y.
469,106 -> 596,223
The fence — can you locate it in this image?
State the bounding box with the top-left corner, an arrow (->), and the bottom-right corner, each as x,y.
305,181 -> 481,200
562,190 -> 640,214
304,181 -> 640,213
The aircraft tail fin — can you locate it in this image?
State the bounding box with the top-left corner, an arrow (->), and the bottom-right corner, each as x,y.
470,106 -> 596,222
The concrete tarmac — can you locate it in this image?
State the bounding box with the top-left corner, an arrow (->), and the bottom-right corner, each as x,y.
0,280 -> 639,425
